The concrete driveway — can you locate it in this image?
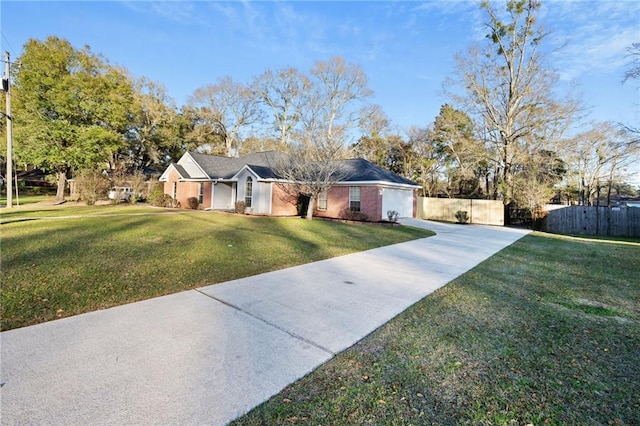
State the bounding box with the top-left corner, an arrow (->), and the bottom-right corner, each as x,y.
0,219 -> 530,425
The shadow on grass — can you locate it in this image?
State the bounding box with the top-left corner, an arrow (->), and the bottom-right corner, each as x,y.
233,233 -> 640,425
1,212 -> 431,331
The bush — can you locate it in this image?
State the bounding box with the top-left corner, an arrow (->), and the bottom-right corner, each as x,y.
147,183 -> 166,206
126,171 -> 148,204
147,183 -> 180,208
532,205 -> 547,231
342,209 -> 369,222
186,197 -> 199,210
74,169 -> 111,205
235,201 -> 246,214
455,210 -> 469,224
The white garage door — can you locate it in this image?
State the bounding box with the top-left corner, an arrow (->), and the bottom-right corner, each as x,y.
382,188 -> 413,220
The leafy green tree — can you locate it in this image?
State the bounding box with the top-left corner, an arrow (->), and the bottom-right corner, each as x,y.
13,36 -> 133,201
432,104 -> 487,197
177,105 -> 226,156
125,76 -> 182,169
351,134 -> 388,167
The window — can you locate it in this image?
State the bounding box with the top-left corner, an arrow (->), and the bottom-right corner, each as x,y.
172,182 -> 177,200
245,177 -> 253,207
317,189 -> 328,211
198,183 -> 204,204
349,186 -> 360,212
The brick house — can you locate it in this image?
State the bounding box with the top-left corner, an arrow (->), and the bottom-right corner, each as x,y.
159,151 -> 420,220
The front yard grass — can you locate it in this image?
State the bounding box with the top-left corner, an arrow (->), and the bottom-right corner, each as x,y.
234,232 -> 640,425
0,205 -> 433,331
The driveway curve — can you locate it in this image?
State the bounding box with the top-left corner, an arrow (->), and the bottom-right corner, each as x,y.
1,219 -> 530,425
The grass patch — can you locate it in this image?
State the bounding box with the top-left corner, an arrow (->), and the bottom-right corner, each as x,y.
233,232 -> 640,426
0,206 -> 433,331
556,301 -> 623,317
0,201 -> 164,222
0,193 -> 54,207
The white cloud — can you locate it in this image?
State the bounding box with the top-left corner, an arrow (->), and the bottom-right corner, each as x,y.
121,0 -> 202,25
544,0 -> 640,80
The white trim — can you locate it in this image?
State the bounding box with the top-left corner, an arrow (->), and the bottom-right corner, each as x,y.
179,152 -> 210,179
210,182 -> 218,210
333,180 -> 420,189
230,165 -> 261,181
159,164 -> 184,182
317,189 -> 328,211
177,178 -> 213,182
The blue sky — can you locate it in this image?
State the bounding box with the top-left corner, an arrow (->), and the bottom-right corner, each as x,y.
2,0 -> 639,135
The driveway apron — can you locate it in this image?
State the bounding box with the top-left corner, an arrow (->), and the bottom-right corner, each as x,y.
1,220 -> 530,425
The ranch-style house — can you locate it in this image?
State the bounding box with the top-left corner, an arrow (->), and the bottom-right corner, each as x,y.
159,151 -> 420,220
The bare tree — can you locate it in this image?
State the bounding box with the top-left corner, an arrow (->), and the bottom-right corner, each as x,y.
308,56 -> 374,147
406,125 -> 444,197
622,42 -> 640,138
188,76 -> 262,157
358,104 -> 390,138
447,0 -> 580,213
565,122 -> 639,206
273,142 -> 350,220
271,57 -> 373,219
623,42 -> 640,83
252,67 -> 308,146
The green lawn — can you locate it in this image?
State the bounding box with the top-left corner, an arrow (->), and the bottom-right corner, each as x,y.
0,193 -> 56,207
0,204 -> 433,330
233,232 -> 640,425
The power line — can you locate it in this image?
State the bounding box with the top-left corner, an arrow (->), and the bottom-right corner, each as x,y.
0,32 -> 17,59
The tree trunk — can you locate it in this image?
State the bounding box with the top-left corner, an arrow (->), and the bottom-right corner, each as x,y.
56,170 -> 67,203
305,195 -> 315,220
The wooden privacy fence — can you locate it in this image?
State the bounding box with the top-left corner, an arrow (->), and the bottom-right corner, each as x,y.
417,197 -> 504,226
543,206 -> 640,237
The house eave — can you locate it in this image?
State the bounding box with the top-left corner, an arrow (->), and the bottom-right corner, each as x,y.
334,180 -> 421,189
159,164 -> 184,182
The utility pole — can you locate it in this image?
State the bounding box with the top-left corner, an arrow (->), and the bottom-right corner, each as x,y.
3,51 -> 13,208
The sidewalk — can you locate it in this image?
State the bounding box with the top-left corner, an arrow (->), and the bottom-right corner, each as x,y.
0,220 -> 530,425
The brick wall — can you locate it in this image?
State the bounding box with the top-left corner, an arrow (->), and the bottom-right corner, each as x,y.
163,169 -> 211,209
360,186 -> 382,220
270,183 -> 299,216
314,185 -> 382,220
314,186 -> 348,218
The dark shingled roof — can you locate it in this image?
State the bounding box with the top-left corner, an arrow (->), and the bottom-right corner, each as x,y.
337,159 -> 418,186
245,164 -> 281,179
188,151 -> 288,179
172,164 -> 190,178
183,151 -> 418,186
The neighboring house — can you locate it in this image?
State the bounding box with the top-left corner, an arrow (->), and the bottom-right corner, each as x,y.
159,151 -> 420,220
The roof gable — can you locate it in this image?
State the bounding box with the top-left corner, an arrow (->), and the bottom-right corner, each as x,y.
177,152 -> 210,178
186,151 -> 288,180
159,163 -> 190,181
